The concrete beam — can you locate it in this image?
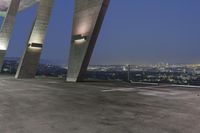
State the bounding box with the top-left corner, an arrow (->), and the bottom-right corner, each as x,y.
67,0 -> 110,82
15,0 -> 54,79
0,0 -> 21,71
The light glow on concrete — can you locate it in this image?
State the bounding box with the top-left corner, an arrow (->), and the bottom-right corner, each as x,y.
30,34 -> 44,45
0,41 -> 7,50
75,22 -> 92,35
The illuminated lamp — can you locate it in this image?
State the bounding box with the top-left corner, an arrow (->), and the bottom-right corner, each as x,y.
29,43 -> 43,49
72,34 -> 87,43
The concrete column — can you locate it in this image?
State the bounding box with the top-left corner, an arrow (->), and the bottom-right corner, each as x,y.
67,0 -> 110,82
15,0 -> 54,79
0,0 -> 21,71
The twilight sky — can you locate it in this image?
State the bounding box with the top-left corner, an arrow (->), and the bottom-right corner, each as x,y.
0,0 -> 200,65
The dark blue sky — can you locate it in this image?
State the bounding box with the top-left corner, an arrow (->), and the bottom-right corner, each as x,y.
0,0 -> 200,65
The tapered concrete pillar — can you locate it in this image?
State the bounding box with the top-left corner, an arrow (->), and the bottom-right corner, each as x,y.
15,0 -> 54,79
66,0 -> 110,82
0,0 -> 21,71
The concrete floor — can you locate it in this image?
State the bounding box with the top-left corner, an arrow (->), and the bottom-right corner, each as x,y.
0,76 -> 200,133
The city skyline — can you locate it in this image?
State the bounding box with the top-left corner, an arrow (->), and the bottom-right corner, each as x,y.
0,0 -> 200,65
